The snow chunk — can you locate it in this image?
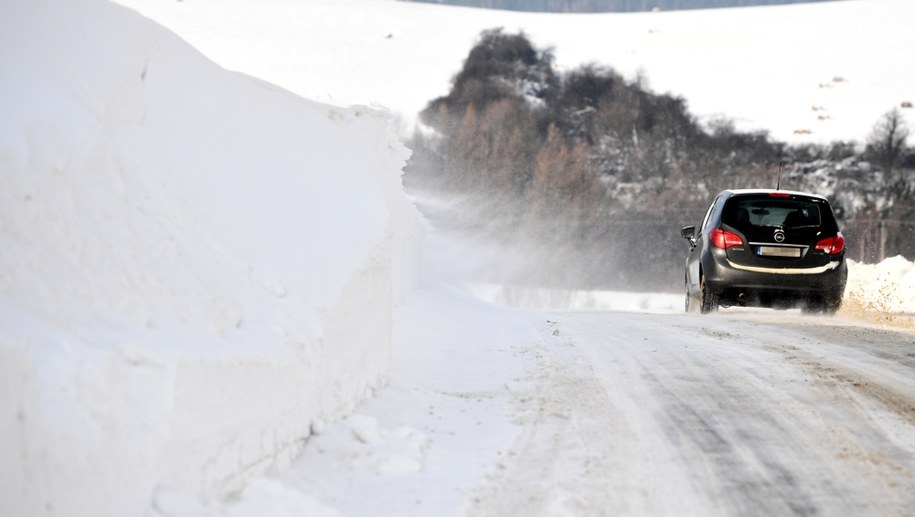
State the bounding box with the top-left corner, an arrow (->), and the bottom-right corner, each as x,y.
346,414 -> 430,475
224,479 -> 346,517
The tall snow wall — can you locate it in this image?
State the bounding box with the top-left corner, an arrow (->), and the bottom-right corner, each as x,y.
0,0 -> 423,515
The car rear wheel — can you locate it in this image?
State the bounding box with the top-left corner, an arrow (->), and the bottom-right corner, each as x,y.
699,275 -> 719,314
824,295 -> 842,315
803,294 -> 842,315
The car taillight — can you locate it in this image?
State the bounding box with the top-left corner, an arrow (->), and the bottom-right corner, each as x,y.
814,234 -> 846,255
711,228 -> 743,249
768,192 -> 791,198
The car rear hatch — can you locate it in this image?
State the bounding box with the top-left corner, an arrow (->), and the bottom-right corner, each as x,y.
719,193 -> 841,270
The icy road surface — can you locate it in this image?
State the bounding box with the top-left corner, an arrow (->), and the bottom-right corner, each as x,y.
275,290 -> 915,517
467,310 -> 915,516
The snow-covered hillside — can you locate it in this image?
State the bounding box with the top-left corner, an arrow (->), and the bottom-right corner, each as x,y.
0,0 -> 421,515
114,0 -> 915,145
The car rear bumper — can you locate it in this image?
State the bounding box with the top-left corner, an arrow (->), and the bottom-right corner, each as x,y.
703,250 -> 847,306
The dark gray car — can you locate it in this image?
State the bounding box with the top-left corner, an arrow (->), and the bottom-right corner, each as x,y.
681,189 -> 847,314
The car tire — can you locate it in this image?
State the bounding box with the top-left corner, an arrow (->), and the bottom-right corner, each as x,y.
823,293 -> 842,315
699,275 -> 719,314
802,294 -> 842,315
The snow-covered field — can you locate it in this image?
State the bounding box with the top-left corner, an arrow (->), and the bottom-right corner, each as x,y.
3,0 -> 915,515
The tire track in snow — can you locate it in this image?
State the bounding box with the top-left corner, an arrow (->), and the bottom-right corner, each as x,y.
773,343 -> 915,426
671,313 -> 915,515
764,322 -> 915,427
594,316 -> 832,516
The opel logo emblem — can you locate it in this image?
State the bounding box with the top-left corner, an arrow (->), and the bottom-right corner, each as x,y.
774,229 -> 786,243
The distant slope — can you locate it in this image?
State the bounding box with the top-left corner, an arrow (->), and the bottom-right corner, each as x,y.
400,0 -> 836,13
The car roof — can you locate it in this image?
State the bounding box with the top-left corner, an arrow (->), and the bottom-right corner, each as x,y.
721,189 -> 829,202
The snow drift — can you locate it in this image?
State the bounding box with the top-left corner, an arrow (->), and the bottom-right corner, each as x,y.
0,0 -> 422,515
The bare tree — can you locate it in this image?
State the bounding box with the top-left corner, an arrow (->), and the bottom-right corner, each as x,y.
867,108 -> 910,173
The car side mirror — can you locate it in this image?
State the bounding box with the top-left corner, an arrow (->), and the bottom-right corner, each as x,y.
681,226 -> 697,247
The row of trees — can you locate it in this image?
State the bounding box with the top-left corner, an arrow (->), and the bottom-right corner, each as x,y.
405,29 -> 913,291
403,0 -> 834,13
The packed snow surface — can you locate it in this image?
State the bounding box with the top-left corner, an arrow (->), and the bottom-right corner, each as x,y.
114,0 -> 915,144
3,0 -> 915,515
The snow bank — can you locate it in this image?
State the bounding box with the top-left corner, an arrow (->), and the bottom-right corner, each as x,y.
0,0 -> 422,515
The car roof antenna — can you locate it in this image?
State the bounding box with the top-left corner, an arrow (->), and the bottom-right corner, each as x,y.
776,161 -> 783,190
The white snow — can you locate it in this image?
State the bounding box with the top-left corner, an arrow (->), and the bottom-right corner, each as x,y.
468,283 -> 684,312
113,0 -> 915,145
271,284 -> 542,517
3,0 -> 915,515
845,256 -> 915,319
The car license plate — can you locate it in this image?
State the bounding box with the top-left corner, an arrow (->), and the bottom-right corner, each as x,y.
757,246 -> 801,258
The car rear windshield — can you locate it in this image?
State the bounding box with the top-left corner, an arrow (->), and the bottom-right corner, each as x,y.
722,197 -> 824,231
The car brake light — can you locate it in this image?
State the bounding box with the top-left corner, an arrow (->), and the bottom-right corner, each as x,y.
711,228 -> 743,249
814,234 -> 846,255
768,192 -> 791,198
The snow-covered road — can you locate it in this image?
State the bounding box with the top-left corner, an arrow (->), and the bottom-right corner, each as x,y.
276,290 -> 915,517
468,310 -> 915,516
